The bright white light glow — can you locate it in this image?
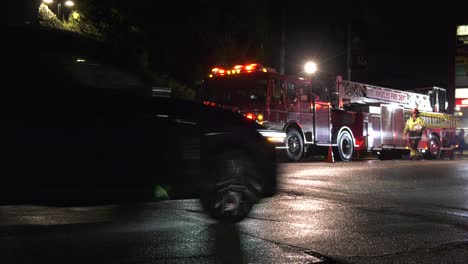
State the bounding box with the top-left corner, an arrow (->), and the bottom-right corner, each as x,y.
304,61 -> 317,74
258,130 -> 287,144
457,25 -> 468,36
65,1 -> 74,7
386,103 -> 400,111
43,0 -> 53,3
455,88 -> 468,98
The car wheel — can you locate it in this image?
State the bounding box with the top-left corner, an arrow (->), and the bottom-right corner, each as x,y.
337,130 -> 354,161
285,129 -> 304,162
425,136 -> 441,159
376,152 -> 386,160
201,150 -> 263,223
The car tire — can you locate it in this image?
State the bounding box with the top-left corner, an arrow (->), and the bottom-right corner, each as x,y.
376,152 -> 386,160
337,130 -> 354,161
285,129 -> 304,162
201,150 -> 263,223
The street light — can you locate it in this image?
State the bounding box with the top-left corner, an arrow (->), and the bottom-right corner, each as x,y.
304,61 -> 317,75
42,0 -> 75,21
58,1 -> 74,21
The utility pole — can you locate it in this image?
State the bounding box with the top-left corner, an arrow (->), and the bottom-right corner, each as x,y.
280,7 -> 286,74
347,23 -> 352,81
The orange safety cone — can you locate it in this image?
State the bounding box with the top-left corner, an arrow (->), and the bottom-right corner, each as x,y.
327,145 -> 335,163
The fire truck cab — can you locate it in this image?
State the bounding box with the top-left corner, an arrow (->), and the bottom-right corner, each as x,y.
199,63 -> 333,161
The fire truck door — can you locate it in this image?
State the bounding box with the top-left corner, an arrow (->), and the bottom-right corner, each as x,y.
298,84 -> 314,141
314,103 -> 331,144
267,79 -> 287,131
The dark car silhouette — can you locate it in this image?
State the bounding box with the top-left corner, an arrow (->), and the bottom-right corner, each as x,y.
0,24 -> 283,222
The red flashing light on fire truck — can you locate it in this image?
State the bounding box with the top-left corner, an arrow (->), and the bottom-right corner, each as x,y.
209,63 -> 272,78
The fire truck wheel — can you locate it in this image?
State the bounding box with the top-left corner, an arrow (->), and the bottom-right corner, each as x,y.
200,150 -> 261,223
425,136 -> 441,159
285,129 -> 304,162
337,131 -> 354,161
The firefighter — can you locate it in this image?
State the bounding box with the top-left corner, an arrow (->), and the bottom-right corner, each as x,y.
403,108 -> 426,160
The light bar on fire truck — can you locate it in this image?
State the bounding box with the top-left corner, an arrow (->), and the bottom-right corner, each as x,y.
209,63 -> 276,77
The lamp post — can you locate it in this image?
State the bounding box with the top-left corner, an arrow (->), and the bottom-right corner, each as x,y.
57,2 -> 62,20
63,1 -> 74,20
42,0 -> 74,21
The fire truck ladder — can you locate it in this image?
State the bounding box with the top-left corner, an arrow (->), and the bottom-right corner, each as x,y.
336,76 -> 433,112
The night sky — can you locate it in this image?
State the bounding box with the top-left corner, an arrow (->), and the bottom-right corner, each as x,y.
66,1 -> 466,90
122,1 -> 466,90
10,1 -> 465,91
283,2 -> 463,89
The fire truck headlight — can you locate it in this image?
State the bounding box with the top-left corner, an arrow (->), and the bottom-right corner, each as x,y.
257,130 -> 286,144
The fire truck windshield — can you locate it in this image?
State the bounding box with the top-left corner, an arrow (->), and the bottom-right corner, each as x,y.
201,78 -> 267,109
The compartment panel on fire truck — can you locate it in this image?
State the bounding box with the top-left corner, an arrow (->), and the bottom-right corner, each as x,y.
381,105 -> 393,146
393,108 -> 405,146
371,116 -> 381,147
315,103 -> 331,144
380,105 -> 405,147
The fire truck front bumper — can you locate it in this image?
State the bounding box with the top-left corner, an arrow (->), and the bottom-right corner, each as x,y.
257,130 -> 287,149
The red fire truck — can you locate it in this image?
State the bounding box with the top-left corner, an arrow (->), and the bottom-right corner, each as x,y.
199,63 -> 333,161
335,76 -> 458,160
199,63 -> 458,161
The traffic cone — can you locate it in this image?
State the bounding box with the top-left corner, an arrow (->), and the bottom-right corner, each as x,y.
327,145 -> 335,163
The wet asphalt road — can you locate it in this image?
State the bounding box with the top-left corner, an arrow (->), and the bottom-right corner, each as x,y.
2,159 -> 468,263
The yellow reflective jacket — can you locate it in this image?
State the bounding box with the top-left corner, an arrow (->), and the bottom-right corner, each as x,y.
403,116 -> 426,134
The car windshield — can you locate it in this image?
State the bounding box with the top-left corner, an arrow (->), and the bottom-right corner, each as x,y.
61,55 -> 145,89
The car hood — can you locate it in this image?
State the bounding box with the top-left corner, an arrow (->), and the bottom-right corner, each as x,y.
173,98 -> 264,131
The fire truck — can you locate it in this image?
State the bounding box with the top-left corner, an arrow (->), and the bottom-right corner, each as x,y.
199,63 -> 458,161
199,63 -> 333,162
335,76 -> 459,160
